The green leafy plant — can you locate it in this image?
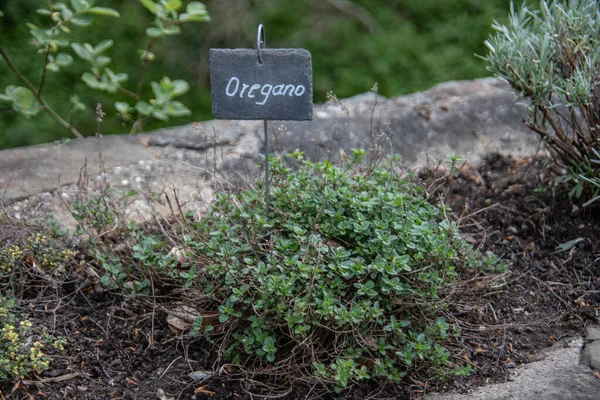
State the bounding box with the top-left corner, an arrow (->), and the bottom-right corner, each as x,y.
0,295 -> 65,383
485,0 -> 600,205
71,195 -> 117,236
180,155 -> 500,393
94,230 -> 181,295
0,0 -> 210,138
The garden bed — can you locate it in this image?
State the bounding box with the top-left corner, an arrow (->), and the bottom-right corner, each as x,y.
1,153 -> 598,400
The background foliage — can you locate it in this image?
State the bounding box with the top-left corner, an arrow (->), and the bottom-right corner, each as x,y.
0,0 -> 522,149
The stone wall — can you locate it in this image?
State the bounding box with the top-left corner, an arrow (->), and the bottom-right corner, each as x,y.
0,78 -> 540,228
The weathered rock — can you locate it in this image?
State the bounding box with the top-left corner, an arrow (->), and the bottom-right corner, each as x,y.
585,326 -> 600,341
0,135 -> 155,205
428,338 -> 600,400
150,77 -> 537,169
1,77 -> 539,229
580,326 -> 600,370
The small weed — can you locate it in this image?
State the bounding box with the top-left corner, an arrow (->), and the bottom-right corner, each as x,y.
0,295 -> 65,383
0,232 -> 75,278
71,196 -> 117,236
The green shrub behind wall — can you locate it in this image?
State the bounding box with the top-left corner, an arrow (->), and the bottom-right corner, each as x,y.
0,0 -> 522,148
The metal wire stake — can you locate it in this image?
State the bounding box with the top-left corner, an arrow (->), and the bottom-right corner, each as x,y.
257,24 -> 269,220
264,120 -> 269,220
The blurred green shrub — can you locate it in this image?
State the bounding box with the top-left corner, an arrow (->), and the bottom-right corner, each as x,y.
1,0 -> 520,148
0,0 -> 210,142
485,0 -> 600,205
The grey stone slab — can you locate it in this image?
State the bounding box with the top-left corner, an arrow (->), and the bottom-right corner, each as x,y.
157,78 -> 539,170
147,119 -> 254,149
581,341 -> 600,370
585,326 -> 600,341
0,135 -> 155,205
210,48 -> 313,121
581,325 -> 600,370
2,77 -> 542,223
428,338 -> 600,400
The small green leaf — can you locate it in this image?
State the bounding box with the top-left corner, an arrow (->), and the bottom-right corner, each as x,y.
186,2 -> 207,14
70,95 -> 86,112
61,7 -> 73,20
179,12 -> 210,22
152,109 -> 169,121
95,56 -> 112,68
166,101 -> 191,117
53,38 -> 69,47
36,9 -> 52,16
151,81 -> 166,101
87,7 -> 120,18
12,87 -> 35,109
139,0 -> 158,14
115,102 -> 131,114
7,86 -> 40,117
45,63 -> 60,72
164,0 -> 182,12
28,24 -> 51,47
104,68 -> 116,80
145,27 -> 163,38
162,25 -> 181,36
116,73 -> 128,83
135,101 -> 152,116
137,49 -> 155,61
81,72 -> 100,89
93,39 -> 114,55
171,80 -> 189,97
313,362 -> 327,376
70,0 -> 89,12
53,3 -> 68,11
55,53 -> 73,67
180,1 -> 210,22
218,313 -> 229,323
4,86 -> 18,96
70,15 -> 92,26
71,42 -> 93,61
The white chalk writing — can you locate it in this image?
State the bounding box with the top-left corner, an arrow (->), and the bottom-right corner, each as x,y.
225,77 -> 306,105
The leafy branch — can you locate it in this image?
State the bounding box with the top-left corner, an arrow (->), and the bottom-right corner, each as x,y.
0,0 -> 210,139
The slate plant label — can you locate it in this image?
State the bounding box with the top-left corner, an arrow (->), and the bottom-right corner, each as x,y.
210,48 -> 313,121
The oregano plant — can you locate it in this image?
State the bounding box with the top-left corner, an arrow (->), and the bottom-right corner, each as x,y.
0,0 -> 210,138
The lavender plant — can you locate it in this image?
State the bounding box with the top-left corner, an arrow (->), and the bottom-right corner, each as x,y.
485,0 -> 600,205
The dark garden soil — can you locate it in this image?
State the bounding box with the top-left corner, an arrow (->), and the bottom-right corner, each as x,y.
1,153 -> 599,400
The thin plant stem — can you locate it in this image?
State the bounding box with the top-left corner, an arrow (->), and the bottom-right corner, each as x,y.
0,47 -> 84,139
135,38 -> 157,98
131,38 -> 157,133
